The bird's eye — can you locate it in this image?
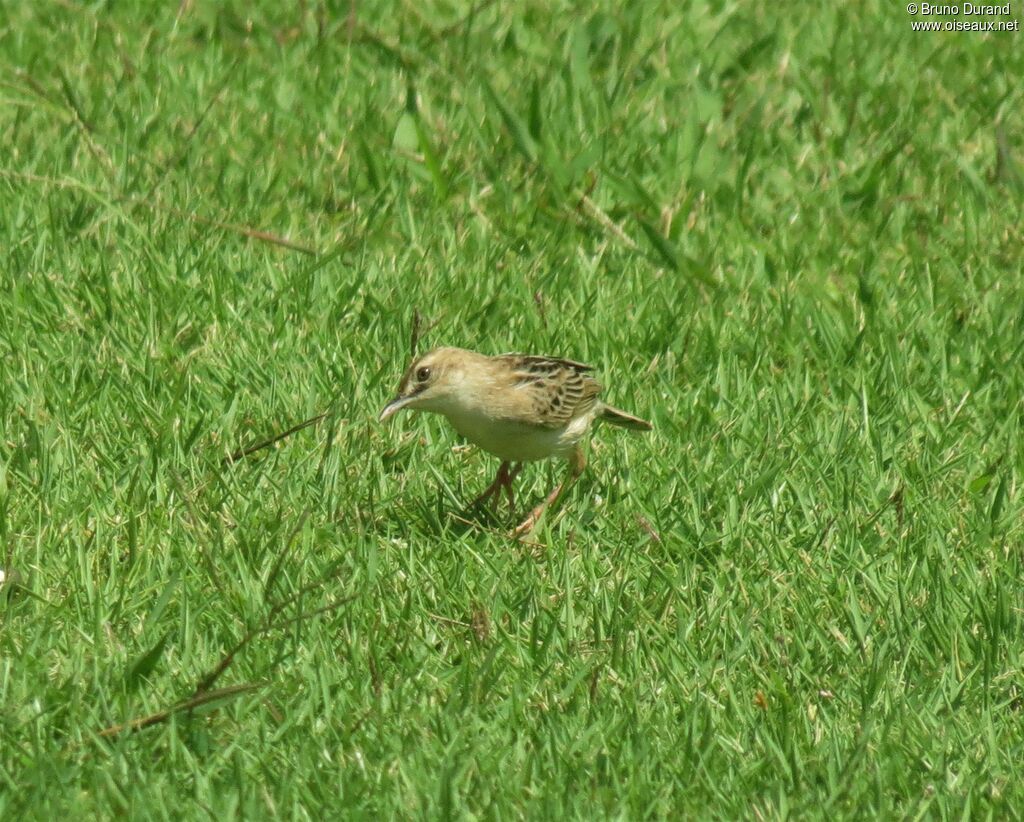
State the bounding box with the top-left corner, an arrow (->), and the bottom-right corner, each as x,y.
416,366 -> 431,383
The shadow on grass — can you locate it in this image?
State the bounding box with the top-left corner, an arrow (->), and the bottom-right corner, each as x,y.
383,472 -> 596,543
394,491 -> 514,540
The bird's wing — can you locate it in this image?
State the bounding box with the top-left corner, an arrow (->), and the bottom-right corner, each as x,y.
499,353 -> 594,373
495,354 -> 603,429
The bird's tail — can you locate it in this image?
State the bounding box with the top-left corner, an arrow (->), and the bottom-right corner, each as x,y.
599,404 -> 652,431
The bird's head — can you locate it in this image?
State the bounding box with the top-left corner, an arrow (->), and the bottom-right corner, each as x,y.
378,347 -> 467,422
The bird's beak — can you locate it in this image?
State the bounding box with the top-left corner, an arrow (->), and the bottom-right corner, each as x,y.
379,395 -> 414,422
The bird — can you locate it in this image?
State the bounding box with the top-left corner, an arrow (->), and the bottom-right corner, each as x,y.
379,347 -> 652,537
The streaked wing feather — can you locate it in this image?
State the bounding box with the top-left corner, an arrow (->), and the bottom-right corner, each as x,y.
499,353 -> 594,373
495,354 -> 602,429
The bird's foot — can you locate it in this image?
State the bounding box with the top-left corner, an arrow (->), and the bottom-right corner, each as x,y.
511,482 -> 565,539
511,504 -> 545,539
470,479 -> 502,509
510,449 -> 584,539
470,462 -> 521,512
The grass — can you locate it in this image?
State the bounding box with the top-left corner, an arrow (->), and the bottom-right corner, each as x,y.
1,0 -> 1023,817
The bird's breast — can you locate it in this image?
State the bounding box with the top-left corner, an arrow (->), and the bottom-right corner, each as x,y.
442,407 -> 578,462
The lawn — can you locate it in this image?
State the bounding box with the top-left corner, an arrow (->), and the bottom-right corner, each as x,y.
1,1 -> 1023,817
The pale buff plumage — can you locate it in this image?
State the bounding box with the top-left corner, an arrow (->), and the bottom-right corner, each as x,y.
379,347 -> 651,536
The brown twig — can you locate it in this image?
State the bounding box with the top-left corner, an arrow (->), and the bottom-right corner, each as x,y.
439,0 -> 497,36
193,556 -> 359,699
261,507 -> 313,605
163,204 -> 319,255
142,59 -> 240,201
427,612 -> 470,628
192,596 -> 355,698
18,70 -> 116,181
636,514 -> 662,543
97,683 -> 260,738
169,469 -> 225,597
96,524 -> 361,741
347,0 -> 358,40
0,169 -> 319,256
533,290 -> 547,329
410,308 -> 422,357
408,310 -> 442,358
223,412 -> 327,465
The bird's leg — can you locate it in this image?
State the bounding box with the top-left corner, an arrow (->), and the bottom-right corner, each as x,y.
470,461 -> 513,509
503,463 -> 523,513
512,447 -> 586,539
